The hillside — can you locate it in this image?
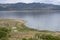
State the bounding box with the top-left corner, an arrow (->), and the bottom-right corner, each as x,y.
0,3 -> 60,10
0,19 -> 60,40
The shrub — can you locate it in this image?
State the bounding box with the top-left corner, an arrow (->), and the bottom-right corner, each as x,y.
28,38 -> 37,40
22,38 -> 27,40
34,33 -> 60,40
40,34 -> 60,40
0,27 -> 11,40
0,31 -> 7,38
0,27 -> 11,33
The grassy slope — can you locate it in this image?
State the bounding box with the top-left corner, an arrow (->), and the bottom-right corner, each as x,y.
0,19 -> 60,40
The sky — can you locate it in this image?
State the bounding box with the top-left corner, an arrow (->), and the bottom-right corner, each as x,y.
0,0 -> 60,5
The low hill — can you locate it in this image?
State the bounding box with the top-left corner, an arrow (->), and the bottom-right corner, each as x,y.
0,3 -> 60,10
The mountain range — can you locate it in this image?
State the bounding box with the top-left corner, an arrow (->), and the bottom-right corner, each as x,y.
0,3 -> 60,10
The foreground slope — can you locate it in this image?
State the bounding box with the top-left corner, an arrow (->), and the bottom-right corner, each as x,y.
0,19 -> 60,40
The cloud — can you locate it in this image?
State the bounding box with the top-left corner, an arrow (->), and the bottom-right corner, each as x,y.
0,0 -> 7,3
0,0 -> 60,5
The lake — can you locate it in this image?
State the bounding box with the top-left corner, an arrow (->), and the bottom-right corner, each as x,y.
0,11 -> 60,31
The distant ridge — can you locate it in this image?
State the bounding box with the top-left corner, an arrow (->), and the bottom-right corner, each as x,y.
0,3 -> 60,10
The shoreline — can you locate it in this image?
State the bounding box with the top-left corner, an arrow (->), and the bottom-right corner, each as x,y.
0,10 -> 60,13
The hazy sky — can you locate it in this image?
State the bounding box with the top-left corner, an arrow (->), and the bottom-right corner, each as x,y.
0,0 -> 60,5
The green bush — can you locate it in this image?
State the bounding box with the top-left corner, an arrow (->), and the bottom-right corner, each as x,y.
0,27 -> 11,40
0,31 -> 7,38
28,38 -> 37,40
0,27 -> 11,33
22,38 -> 27,40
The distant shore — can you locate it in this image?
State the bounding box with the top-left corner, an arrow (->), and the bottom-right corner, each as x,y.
0,9 -> 60,13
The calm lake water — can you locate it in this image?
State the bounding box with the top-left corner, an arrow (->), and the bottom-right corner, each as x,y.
0,11 -> 60,31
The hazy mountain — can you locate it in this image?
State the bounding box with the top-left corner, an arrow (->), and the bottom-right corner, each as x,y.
0,3 -> 60,10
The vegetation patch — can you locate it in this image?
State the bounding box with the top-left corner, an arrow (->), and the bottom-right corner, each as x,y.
0,19 -> 60,40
